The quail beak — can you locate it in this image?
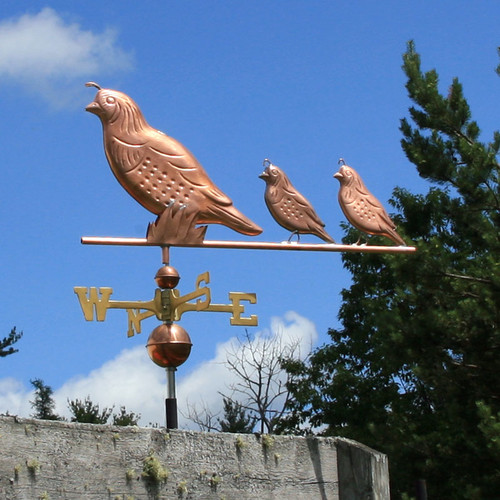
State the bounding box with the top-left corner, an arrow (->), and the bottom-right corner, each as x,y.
259,171 -> 269,180
333,171 -> 343,180
85,100 -> 102,115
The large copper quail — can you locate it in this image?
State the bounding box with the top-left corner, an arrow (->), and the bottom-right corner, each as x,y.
85,83 -> 262,236
334,160 -> 405,245
259,160 -> 335,243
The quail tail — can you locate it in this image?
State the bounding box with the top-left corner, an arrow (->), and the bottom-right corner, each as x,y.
205,205 -> 263,236
315,227 -> 336,244
385,229 -> 406,246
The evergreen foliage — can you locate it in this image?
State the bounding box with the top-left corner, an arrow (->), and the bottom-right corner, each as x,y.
112,406 -> 141,426
67,396 -> 113,424
282,41 -> 500,499
218,397 -> 255,433
0,327 -> 22,358
67,398 -> 140,426
30,379 -> 63,421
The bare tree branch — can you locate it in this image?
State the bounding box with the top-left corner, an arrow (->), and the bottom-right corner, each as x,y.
220,330 -> 304,434
182,329 -> 308,434
181,399 -> 221,432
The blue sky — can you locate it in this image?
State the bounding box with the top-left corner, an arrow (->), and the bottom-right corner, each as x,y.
0,2 -> 498,427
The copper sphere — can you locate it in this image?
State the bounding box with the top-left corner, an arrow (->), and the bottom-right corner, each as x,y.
155,265 -> 180,289
146,323 -> 192,368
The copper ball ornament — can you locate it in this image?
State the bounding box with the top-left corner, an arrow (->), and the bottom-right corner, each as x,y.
146,323 -> 192,368
155,265 -> 180,289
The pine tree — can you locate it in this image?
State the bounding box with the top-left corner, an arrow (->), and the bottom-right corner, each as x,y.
67,396 -> 113,424
30,379 -> 63,421
283,41 -> 500,499
112,406 -> 141,426
0,327 -> 22,358
218,397 -> 255,433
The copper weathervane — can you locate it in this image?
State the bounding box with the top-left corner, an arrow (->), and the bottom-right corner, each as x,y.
76,83 -> 416,428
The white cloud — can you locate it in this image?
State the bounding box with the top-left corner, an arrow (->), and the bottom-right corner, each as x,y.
0,8 -> 133,108
54,347 -> 165,426
0,312 -> 317,429
0,377 -> 32,416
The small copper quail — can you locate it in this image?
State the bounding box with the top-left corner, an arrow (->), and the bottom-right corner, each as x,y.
260,159 -> 335,243
334,160 -> 405,245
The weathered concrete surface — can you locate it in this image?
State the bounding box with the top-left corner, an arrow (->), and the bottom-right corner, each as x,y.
0,415 -> 389,499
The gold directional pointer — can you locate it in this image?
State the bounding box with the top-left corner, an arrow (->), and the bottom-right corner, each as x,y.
74,268 -> 257,338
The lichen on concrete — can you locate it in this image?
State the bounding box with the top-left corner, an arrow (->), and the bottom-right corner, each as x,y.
0,415 -> 389,499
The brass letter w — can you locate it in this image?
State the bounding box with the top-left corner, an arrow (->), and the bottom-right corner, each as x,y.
74,287 -> 113,321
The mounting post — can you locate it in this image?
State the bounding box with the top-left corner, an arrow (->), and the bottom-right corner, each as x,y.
165,366 -> 178,429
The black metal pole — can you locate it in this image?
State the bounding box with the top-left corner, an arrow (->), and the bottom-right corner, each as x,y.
165,367 -> 177,429
165,398 -> 177,429
416,479 -> 428,500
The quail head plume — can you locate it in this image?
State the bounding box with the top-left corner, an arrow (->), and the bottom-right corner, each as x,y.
84,82 -> 262,236
334,160 -> 405,245
259,159 -> 335,243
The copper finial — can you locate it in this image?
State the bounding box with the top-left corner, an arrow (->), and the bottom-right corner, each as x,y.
334,160 -> 406,246
259,159 -> 335,243
85,85 -> 262,240
85,82 -> 101,90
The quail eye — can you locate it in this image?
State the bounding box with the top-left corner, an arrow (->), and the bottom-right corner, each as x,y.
270,167 -> 278,176
106,96 -> 116,104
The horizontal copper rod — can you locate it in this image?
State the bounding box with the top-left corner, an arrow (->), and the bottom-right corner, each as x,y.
81,236 -> 417,254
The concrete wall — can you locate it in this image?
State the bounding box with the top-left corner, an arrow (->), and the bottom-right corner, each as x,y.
0,416 -> 389,499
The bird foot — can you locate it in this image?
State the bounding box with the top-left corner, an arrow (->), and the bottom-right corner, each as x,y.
286,232 -> 301,244
147,202 -> 207,245
352,235 -> 368,246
